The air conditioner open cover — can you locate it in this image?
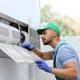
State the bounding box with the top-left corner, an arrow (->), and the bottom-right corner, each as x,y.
0,43 -> 41,63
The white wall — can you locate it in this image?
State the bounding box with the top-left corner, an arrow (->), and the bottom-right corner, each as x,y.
61,36 -> 80,52
0,0 -> 40,28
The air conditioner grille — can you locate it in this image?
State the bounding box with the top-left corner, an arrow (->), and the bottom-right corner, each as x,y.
0,26 -> 9,36
12,30 -> 20,39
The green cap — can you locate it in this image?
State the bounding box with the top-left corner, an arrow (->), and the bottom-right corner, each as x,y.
37,22 -> 61,35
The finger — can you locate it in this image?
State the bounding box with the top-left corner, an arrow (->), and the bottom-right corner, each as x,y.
35,60 -> 43,64
38,66 -> 44,70
37,65 -> 41,68
37,64 -> 42,66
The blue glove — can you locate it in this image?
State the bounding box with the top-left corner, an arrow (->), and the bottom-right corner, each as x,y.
20,43 -> 34,51
35,60 -> 52,73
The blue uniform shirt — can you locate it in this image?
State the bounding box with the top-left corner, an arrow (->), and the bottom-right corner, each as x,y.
53,40 -> 80,80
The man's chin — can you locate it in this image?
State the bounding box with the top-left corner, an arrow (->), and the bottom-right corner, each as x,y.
43,42 -> 48,45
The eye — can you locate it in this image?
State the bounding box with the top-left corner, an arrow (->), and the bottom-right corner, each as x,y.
42,31 -> 46,35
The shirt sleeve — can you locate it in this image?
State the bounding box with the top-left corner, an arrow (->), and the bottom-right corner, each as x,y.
59,46 -> 77,66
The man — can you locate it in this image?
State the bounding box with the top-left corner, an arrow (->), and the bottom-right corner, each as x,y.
21,22 -> 80,80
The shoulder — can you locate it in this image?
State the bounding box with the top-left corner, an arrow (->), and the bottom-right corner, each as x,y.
58,43 -> 72,53
58,44 -> 77,65
57,43 -> 77,59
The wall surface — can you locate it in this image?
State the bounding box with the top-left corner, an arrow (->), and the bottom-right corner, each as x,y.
0,0 -> 40,28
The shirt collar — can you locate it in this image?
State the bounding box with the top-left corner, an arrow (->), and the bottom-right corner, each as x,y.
54,40 -> 65,52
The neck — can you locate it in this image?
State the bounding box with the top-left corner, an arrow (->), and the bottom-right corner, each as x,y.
49,36 -> 60,48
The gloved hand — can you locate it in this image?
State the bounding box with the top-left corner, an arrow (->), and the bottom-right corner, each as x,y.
20,43 -> 34,51
35,60 -> 52,73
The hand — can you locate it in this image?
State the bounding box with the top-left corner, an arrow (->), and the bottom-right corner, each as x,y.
35,60 -> 52,73
20,43 -> 34,51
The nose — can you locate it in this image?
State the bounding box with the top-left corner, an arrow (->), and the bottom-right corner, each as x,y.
40,35 -> 44,38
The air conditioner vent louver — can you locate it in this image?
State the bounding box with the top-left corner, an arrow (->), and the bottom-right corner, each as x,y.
12,30 -> 20,39
0,26 -> 9,36
0,22 -> 20,44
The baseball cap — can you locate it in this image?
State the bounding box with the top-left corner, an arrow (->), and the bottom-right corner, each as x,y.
37,22 -> 61,35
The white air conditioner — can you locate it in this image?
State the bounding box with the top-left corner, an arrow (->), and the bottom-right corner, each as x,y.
0,22 -> 20,44
0,22 -> 55,80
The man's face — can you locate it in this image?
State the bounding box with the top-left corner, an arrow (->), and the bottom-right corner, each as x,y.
41,29 -> 56,45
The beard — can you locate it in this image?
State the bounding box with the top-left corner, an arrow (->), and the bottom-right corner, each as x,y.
42,35 -> 56,45
43,41 -> 49,45
42,38 -> 52,45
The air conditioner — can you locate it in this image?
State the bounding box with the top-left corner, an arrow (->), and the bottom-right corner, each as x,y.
0,22 -> 20,44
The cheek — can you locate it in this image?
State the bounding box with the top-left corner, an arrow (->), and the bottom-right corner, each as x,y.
47,36 -> 52,41
41,33 -> 52,41
47,33 -> 52,39
43,35 -> 51,43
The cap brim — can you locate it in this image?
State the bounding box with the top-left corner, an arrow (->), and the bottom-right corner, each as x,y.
37,29 -> 46,35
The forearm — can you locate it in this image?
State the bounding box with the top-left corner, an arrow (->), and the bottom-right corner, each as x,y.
20,43 -> 53,59
32,48 -> 53,60
52,68 -> 78,79
32,47 -> 43,59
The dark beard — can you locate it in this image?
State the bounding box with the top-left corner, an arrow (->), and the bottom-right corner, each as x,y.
43,42 -> 49,45
43,40 -> 51,45
42,35 -> 57,45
